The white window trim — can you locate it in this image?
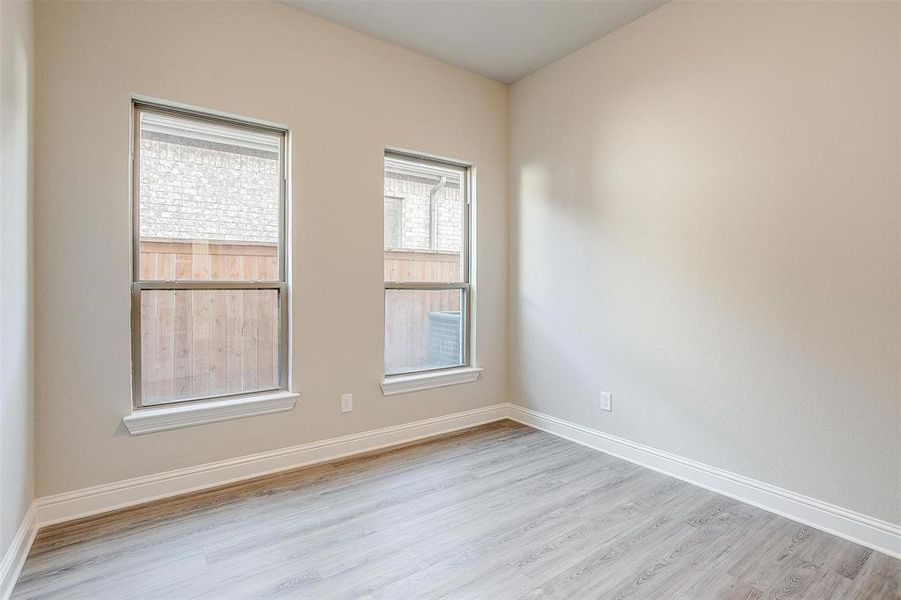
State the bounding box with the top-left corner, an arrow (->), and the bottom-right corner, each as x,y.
380,367 -> 482,396
383,149 -> 476,380
129,97 -> 292,412
123,391 -> 299,435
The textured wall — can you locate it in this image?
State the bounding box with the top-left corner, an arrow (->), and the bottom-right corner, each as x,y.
510,0 -> 900,524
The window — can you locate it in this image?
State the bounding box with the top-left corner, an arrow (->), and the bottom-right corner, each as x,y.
383,151 -> 471,377
131,101 -> 288,408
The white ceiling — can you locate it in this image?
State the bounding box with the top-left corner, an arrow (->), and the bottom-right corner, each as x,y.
280,0 -> 669,84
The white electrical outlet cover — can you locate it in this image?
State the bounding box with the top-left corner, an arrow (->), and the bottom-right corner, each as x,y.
600,392 -> 612,412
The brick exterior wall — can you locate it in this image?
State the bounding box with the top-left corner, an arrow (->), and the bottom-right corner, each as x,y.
140,134 -> 461,253
139,132 -> 280,245
383,171 -> 462,252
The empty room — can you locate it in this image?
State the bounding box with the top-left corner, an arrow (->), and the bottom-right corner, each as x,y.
1,0 -> 899,597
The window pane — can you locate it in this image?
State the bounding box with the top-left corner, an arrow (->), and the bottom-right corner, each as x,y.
140,289 -> 279,405
384,156 -> 464,283
138,110 -> 281,281
385,289 -> 463,375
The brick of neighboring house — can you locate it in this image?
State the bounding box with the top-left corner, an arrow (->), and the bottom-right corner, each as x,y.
140,135 -> 280,245
384,170 -> 462,252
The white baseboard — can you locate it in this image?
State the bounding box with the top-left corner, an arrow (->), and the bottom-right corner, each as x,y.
35,403 -> 507,527
0,504 -> 36,600
4,400 -> 898,599
506,403 -> 901,560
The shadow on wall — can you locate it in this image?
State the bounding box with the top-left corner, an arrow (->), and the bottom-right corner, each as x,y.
508,0 -> 899,523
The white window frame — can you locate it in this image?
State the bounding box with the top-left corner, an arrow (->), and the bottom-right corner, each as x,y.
381,149 -> 480,395
128,99 -> 294,425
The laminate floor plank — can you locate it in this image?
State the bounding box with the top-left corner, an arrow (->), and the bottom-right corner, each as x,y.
433,482 -> 712,600
12,421 -> 900,599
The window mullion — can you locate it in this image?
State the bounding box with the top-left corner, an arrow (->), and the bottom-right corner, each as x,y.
134,281 -> 283,291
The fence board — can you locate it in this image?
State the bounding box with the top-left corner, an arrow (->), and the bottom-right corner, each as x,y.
225,290 -> 244,393
258,290 -> 277,388
191,290 -> 211,397
209,291 -> 228,395
242,289 -> 259,391
173,290 -> 192,398
153,290 -> 175,402
140,291 -> 157,401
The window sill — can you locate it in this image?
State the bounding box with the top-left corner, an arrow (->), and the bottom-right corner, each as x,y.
381,367 -> 482,396
123,391 -> 298,435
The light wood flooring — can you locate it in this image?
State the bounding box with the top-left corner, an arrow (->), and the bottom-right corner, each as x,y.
12,421 -> 901,599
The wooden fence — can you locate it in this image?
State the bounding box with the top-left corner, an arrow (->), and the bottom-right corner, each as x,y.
139,240 -> 279,281
139,242 -> 462,404
139,241 -> 279,405
384,250 -> 462,374
384,249 -> 460,283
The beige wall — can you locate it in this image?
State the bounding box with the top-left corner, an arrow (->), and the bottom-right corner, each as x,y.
33,0 -> 508,496
510,0 -> 900,524
29,0 -> 901,530
0,0 -> 35,554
